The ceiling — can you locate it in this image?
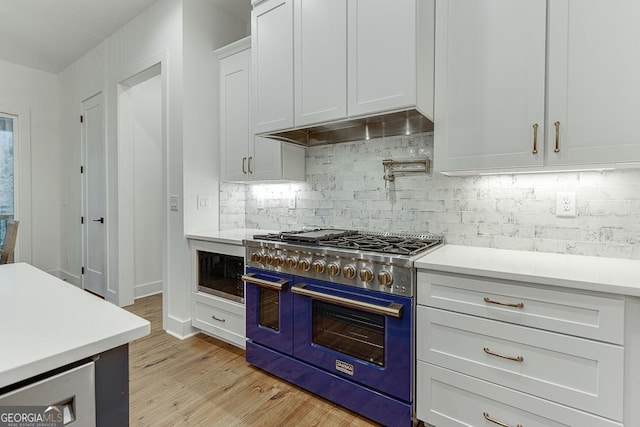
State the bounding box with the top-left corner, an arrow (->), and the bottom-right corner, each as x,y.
0,0 -> 251,74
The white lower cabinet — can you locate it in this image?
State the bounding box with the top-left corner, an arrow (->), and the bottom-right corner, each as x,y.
192,292 -> 245,349
417,271 -> 626,426
418,363 -> 621,427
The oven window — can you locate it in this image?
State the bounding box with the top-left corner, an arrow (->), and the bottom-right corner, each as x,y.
312,300 -> 385,366
259,287 -> 280,331
197,251 -> 244,301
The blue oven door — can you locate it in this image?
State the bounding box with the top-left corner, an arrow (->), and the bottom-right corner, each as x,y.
291,279 -> 413,402
244,268 -> 294,355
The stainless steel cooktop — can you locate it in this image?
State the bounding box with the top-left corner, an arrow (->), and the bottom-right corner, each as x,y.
245,229 -> 443,297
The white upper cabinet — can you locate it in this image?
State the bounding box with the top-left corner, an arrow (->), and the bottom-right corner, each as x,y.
436,0 -> 640,174
219,42 -> 252,182
252,0 -> 294,134
547,0 -> 640,167
347,0 -> 417,117
434,0 -> 546,173
218,37 -> 305,183
294,0 -> 347,127
252,0 -> 434,134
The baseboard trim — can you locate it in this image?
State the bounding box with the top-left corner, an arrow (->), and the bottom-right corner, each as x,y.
165,315 -> 197,340
134,280 -> 162,299
58,269 -> 81,287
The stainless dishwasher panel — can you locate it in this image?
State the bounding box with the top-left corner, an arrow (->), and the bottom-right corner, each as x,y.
0,361 -> 96,427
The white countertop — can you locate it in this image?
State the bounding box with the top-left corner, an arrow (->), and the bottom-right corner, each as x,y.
416,245 -> 640,297
185,228 -> 279,245
0,263 -> 150,388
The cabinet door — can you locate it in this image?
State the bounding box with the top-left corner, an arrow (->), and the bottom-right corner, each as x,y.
252,0 -> 294,134
547,0 -> 640,166
294,0 -> 347,127
220,49 -> 251,182
249,136 -> 283,181
434,0 -> 546,173
347,0 -> 417,117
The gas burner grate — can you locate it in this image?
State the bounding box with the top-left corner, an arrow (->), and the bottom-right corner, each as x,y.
253,229 -> 443,256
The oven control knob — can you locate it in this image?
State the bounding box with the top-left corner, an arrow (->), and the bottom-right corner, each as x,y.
250,252 -> 262,263
298,258 -> 311,272
272,255 -> 285,267
327,262 -> 340,276
311,260 -> 326,274
285,256 -> 298,269
378,270 -> 393,287
343,264 -> 357,279
262,253 -> 273,265
359,268 -> 374,282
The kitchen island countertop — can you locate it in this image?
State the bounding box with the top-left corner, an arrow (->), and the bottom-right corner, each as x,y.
416,245 -> 640,296
0,263 -> 150,389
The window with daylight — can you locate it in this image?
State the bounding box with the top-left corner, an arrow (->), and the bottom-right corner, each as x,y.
0,114 -> 14,246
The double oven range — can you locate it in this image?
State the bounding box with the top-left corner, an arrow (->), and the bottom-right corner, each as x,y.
242,229 -> 442,426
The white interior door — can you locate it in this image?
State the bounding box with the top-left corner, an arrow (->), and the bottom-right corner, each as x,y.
82,93 -> 106,297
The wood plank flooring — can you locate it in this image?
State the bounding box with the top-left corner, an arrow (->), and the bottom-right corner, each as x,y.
126,294 -> 379,426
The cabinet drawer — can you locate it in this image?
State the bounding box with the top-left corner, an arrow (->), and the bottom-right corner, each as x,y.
192,293 -> 245,349
417,271 -> 625,344
417,307 -> 623,421
417,362 -> 622,427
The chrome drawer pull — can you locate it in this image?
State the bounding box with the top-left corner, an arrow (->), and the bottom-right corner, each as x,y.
483,411 -> 523,427
532,123 -> 538,154
291,284 -> 402,318
242,273 -> 289,291
211,315 -> 226,323
483,297 -> 524,309
484,347 -> 524,362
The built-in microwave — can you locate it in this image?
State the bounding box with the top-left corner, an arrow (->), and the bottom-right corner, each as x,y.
197,250 -> 245,303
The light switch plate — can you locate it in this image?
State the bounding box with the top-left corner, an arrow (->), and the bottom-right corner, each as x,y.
257,198 -> 265,210
170,195 -> 179,212
556,192 -> 576,217
197,195 -> 212,210
288,195 -> 296,209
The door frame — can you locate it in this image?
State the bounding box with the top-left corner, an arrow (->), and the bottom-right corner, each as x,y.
114,55 -> 168,308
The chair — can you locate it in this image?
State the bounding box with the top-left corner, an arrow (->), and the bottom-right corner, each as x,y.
0,220 -> 19,264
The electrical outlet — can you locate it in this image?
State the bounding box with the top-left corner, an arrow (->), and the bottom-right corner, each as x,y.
257,198 -> 265,209
288,195 -> 296,209
556,192 -> 576,218
197,195 -> 211,210
170,195 -> 179,212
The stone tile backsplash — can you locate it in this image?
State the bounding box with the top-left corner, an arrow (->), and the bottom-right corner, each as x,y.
220,133 -> 640,259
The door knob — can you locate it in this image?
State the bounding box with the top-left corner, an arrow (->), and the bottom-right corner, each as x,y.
92,217 -> 104,223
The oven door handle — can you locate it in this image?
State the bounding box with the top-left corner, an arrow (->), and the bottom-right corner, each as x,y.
291,284 -> 403,318
242,273 -> 289,291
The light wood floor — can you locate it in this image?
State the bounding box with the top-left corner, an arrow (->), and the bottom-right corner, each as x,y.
126,294 -> 379,427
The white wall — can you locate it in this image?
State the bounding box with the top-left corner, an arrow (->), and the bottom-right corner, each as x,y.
0,59 -> 59,273
58,0 -> 249,338
58,0 -> 185,334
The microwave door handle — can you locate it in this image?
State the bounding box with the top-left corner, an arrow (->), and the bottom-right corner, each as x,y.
242,273 -> 289,291
291,284 -> 403,318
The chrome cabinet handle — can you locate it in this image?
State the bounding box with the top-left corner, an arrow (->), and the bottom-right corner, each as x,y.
532,123 -> 538,154
554,121 -> 560,153
483,411 -> 523,427
248,156 -> 253,174
291,284 -> 402,318
484,297 -> 524,309
484,347 -> 524,362
242,157 -> 247,174
241,273 -> 288,291
211,315 -> 226,323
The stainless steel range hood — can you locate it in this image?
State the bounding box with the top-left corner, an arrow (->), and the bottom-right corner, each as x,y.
261,108 -> 434,147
